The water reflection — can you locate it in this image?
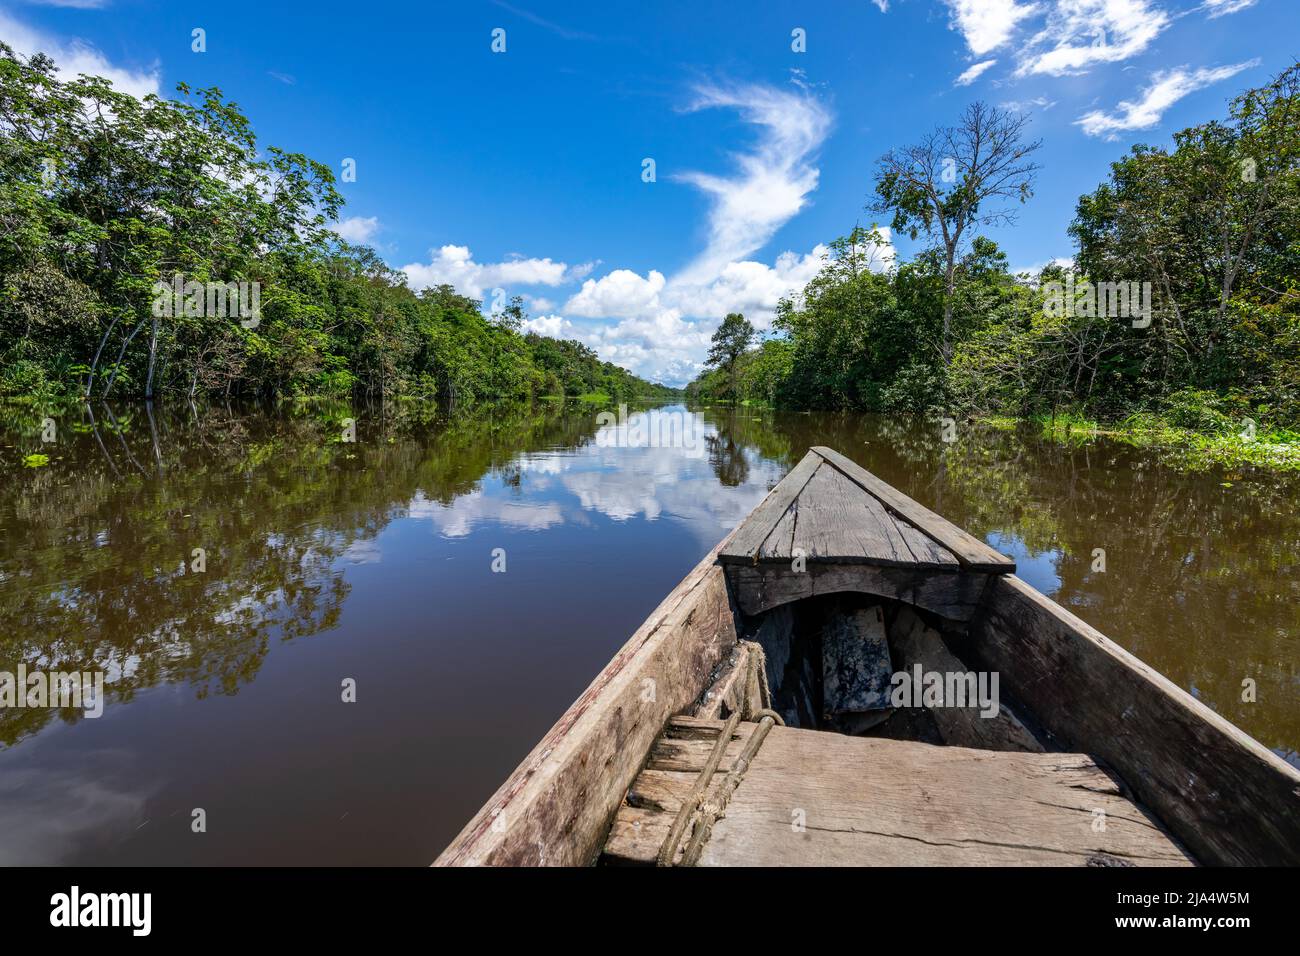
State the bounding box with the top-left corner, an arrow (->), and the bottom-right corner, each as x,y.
0,399 -> 1296,862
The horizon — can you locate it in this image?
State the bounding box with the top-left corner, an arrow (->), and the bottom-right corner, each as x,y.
1,0 -> 1293,386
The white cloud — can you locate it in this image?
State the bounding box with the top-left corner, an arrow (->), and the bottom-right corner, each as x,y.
943,0 -> 1040,57
401,245 -> 584,301
1001,95 -> 1057,113
565,269 -> 667,320
18,1 -> 110,8
1076,60 -> 1258,138
956,59 -> 998,86
672,82 -> 832,286
872,0 -> 890,10
1016,0 -> 1169,77
1011,255 -> 1075,278
521,314 -> 574,338
331,215 -> 379,244
0,10 -> 160,99
1203,0 -> 1256,16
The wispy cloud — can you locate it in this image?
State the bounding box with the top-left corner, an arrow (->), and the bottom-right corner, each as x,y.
1203,0 -> 1257,17
672,82 -> 833,286
1076,60 -> 1259,138
267,70 -> 296,85
956,59 -> 998,85
16,0 -> 110,8
490,0 -> 598,41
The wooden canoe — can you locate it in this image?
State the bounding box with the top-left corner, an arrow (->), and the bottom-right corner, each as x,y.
435,446 -> 1300,867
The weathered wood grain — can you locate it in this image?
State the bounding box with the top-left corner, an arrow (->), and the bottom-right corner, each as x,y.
787,464 -> 919,565
810,446 -> 1014,573
697,726 -> 1192,867
692,644 -> 755,719
433,535 -> 743,867
757,500 -> 798,562
603,717 -> 757,866
968,574 -> 1300,866
719,450 -> 821,564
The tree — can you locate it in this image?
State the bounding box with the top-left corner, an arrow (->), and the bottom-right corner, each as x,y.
706,312 -> 755,400
871,102 -> 1041,365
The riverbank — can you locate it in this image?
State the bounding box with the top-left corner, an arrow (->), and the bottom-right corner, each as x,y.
981,412 -> 1300,472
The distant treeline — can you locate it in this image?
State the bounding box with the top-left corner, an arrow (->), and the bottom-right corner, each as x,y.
0,46 -> 676,405
688,64 -> 1300,434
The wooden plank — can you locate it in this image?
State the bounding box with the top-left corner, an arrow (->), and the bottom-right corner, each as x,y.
757,500 -> 798,561
645,731 -> 756,774
604,719 -> 756,866
697,728 -> 1193,867
692,645 -> 755,719
434,532 -> 742,867
967,574 -> 1300,866
895,520 -> 960,567
726,562 -> 989,622
790,464 -> 919,565
810,446 -> 1014,573
719,450 -> 821,564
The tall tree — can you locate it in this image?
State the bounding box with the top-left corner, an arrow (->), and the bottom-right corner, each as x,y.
871,102 -> 1041,364
706,312 -> 755,400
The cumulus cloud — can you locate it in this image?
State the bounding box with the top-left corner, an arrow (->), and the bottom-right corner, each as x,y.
0,10 -> 160,99
401,245 -> 585,301
956,59 -> 998,86
1016,0 -> 1169,77
1076,60 -> 1258,139
331,216 -> 380,244
521,314 -> 575,338
943,0 -> 1040,57
565,269 -> 667,320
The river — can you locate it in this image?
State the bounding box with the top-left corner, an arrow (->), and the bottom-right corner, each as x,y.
1,400 -> 1296,863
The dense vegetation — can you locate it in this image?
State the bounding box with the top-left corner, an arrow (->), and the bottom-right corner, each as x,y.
688,65 -> 1300,454
0,46 -> 675,405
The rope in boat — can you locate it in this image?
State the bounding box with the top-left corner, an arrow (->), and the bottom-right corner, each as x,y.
656,648 -> 784,867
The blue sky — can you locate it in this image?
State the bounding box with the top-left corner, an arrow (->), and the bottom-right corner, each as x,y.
2,0 -> 1294,385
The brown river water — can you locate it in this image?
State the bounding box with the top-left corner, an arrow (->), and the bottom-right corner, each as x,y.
1,400 -> 1296,864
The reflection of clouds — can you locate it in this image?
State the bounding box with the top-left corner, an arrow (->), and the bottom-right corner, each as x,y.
341,538 -> 383,565
0,760 -> 149,864
407,490 -> 566,538
389,409 -> 785,542
515,454 -> 567,475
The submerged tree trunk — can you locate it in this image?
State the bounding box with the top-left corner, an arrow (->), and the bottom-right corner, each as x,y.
86,314 -> 121,399
144,314 -> 159,400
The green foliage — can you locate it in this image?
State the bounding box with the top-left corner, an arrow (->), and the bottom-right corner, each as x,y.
0,47 -> 674,406
688,63 -> 1300,454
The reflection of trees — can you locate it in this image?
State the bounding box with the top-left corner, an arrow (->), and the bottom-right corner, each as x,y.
0,399 -> 596,748
691,406 -> 1300,757
705,432 -> 749,487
